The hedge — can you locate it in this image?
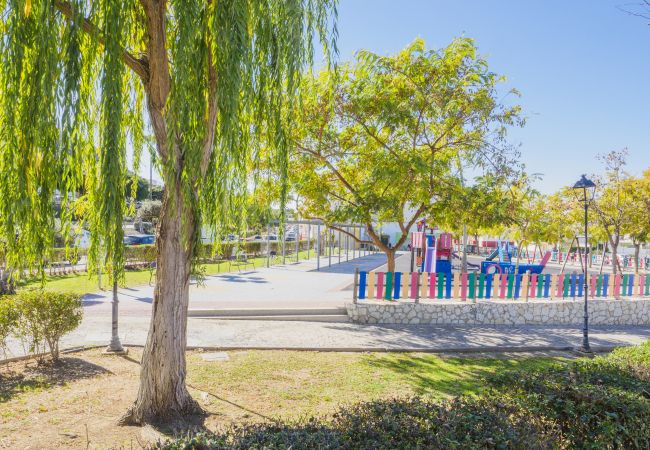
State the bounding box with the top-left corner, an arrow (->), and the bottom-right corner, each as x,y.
1,239 -> 318,274
156,342 -> 650,449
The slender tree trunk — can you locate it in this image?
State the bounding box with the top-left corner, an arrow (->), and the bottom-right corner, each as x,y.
386,248 -> 396,273
461,225 -> 468,272
634,242 -> 640,274
611,242 -> 618,275
121,183 -> 201,425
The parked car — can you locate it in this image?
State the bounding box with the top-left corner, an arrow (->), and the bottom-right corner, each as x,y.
124,234 -> 156,245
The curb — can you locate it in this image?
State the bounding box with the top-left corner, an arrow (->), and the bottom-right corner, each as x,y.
1,343 -> 624,364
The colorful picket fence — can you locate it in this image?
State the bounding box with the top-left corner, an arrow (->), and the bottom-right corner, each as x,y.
355,271 -> 650,301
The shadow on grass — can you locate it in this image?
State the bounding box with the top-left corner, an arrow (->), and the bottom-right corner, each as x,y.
0,356 -> 112,403
361,353 -> 565,397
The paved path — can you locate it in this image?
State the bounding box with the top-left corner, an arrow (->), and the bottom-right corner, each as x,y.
5,314 -> 650,358
78,253 -> 388,319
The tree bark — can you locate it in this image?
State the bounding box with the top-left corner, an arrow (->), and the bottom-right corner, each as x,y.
120,182 -> 201,425
611,242 -> 619,275
634,242 -> 640,274
461,225 -> 468,272
386,248 -> 396,273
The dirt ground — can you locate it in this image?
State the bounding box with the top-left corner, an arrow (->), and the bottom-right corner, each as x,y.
1,349 -> 160,449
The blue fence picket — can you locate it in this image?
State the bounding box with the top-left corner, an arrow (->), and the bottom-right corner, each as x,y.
359,271 -> 367,299
577,274 -> 584,297
393,272 -> 401,300
514,274 -> 522,299
628,274 -> 634,296
569,273 -> 577,298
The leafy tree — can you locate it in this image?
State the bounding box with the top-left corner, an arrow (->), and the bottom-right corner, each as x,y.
291,38 -> 523,272
438,174 -> 514,270
0,0 -> 336,424
135,200 -> 162,227
625,169 -> 650,272
591,150 -> 633,274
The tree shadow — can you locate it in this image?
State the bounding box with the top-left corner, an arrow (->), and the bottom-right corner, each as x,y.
360,353 -> 565,398
0,357 -> 113,403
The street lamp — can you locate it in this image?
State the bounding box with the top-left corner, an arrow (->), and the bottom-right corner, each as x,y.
572,174 -> 596,354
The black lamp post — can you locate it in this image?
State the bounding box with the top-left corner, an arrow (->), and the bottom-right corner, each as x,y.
572,174 -> 596,353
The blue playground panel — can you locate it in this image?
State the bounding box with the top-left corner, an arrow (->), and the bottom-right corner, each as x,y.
480,261 -> 545,275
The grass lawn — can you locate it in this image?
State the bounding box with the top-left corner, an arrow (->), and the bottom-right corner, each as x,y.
0,348 -> 566,449
18,249 -> 316,295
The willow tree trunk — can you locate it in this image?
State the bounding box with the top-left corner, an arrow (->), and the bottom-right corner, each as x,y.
121,183 -> 200,424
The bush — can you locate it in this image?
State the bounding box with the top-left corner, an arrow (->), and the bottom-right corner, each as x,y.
14,291 -> 83,362
137,200 -> 163,224
157,343 -> 650,449
488,342 -> 650,448
0,296 -> 19,352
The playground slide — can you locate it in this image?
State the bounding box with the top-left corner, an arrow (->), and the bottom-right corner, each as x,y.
485,248 -> 499,261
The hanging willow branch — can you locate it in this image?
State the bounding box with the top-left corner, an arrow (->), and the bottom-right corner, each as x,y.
0,0 -> 337,280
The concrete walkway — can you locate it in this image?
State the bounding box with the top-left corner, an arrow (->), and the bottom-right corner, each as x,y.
79,253 -> 388,320
4,314 -> 650,358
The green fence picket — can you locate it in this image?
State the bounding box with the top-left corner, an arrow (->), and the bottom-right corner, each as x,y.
478,273 -> 485,299
437,273 -> 444,299
596,274 -> 603,297
563,275 -> 570,298
506,273 -> 515,298
468,273 -> 476,300
385,272 -> 393,300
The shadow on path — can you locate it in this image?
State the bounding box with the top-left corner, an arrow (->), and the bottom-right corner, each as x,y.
314,253 -> 388,274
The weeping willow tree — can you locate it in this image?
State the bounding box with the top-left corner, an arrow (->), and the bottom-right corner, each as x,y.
0,0 -> 336,424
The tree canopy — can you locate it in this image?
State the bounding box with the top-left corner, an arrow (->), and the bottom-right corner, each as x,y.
290,38 -> 523,270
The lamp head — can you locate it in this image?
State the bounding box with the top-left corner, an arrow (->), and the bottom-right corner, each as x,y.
572,174 -> 596,202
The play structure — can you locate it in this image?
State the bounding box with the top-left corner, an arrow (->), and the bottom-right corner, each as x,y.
480,240 -> 551,275
411,221 -> 454,275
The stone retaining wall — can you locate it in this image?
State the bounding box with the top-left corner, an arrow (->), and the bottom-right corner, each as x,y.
346,299 -> 650,325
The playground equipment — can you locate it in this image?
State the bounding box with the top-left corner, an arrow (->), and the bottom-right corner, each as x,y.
480,239 -> 551,275
411,226 -> 453,274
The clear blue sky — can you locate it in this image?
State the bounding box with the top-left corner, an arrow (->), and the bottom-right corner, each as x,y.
139,1 -> 648,193
328,0 -> 649,193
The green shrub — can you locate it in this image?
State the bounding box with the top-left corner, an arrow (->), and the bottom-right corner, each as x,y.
157,343 -> 650,450
0,296 -> 19,352
14,291 -> 83,362
488,343 -> 650,448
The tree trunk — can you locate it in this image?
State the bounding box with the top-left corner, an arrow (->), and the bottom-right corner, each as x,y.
611,243 -> 618,275
120,183 -> 201,425
461,225 -> 468,272
386,248 -> 396,273
634,242 -> 640,274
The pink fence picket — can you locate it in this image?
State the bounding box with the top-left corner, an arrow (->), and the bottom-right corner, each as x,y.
376,272 -> 385,299
429,273 -> 436,298
410,272 -> 419,298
